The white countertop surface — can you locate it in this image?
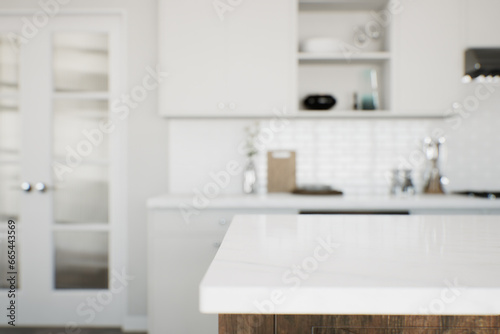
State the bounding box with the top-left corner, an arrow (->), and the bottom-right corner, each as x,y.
148,193 -> 500,211
200,214 -> 500,315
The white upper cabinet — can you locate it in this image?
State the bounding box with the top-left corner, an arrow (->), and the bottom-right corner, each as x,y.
464,0 -> 500,46
392,0 -> 463,114
159,0 -> 295,117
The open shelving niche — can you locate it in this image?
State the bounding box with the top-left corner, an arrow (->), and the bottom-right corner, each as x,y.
297,0 -> 392,114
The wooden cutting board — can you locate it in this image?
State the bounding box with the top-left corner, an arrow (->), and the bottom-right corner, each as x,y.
267,150 -> 296,193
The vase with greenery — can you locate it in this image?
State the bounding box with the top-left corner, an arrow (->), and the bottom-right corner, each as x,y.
242,123 -> 260,194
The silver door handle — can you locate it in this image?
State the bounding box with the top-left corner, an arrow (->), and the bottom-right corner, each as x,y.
20,182 -> 31,192
35,182 -> 47,192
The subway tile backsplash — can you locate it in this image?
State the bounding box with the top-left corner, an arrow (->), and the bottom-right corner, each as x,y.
168,105 -> 500,195
253,118 -> 439,195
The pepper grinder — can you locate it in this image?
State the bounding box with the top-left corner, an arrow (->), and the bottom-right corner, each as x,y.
423,137 -> 446,194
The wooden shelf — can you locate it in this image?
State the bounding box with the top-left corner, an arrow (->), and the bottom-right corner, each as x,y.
298,52 -> 391,62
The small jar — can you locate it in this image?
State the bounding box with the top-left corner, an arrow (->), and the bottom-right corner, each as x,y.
390,169 -> 415,196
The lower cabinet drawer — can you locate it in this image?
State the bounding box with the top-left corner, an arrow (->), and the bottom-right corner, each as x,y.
149,233 -> 225,334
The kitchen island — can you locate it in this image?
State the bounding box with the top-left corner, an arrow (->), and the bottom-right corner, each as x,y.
200,215 -> 500,333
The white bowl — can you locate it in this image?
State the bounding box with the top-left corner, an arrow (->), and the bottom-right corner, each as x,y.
300,37 -> 343,53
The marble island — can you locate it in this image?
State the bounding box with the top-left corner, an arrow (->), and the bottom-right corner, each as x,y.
200,215 -> 500,333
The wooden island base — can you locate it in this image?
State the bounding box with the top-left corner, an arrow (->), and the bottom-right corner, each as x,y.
219,314 -> 500,333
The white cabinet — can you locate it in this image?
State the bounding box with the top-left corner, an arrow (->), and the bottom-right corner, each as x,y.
392,0 -> 463,113
158,0 -> 295,117
158,0 -> 469,119
148,208 -> 297,334
464,0 -> 500,46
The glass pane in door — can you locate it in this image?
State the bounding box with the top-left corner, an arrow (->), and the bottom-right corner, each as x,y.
0,35 -> 19,94
53,33 -> 109,92
53,99 -> 109,162
0,98 -> 20,162
0,164 -> 20,221
54,231 -> 108,289
53,164 -> 108,225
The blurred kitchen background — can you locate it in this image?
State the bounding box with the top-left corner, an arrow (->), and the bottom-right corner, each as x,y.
0,0 -> 499,332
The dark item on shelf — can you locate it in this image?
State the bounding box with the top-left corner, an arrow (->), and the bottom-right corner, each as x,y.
303,94 -> 336,110
453,191 -> 500,199
292,185 -> 343,195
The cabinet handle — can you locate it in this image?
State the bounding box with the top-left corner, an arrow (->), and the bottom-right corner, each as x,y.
219,218 -> 227,226
217,102 -> 225,110
229,102 -> 236,110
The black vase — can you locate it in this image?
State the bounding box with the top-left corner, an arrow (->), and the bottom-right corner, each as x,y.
303,95 -> 336,110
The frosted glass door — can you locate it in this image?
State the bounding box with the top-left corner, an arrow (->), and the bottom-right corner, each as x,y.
0,14 -> 124,327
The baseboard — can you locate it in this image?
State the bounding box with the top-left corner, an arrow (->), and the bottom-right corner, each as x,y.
123,315 -> 148,332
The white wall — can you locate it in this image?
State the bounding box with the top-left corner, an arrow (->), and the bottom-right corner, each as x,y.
0,0 -> 167,327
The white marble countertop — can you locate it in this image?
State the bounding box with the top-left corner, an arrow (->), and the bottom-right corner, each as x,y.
200,214 -> 500,315
148,193 -> 500,211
